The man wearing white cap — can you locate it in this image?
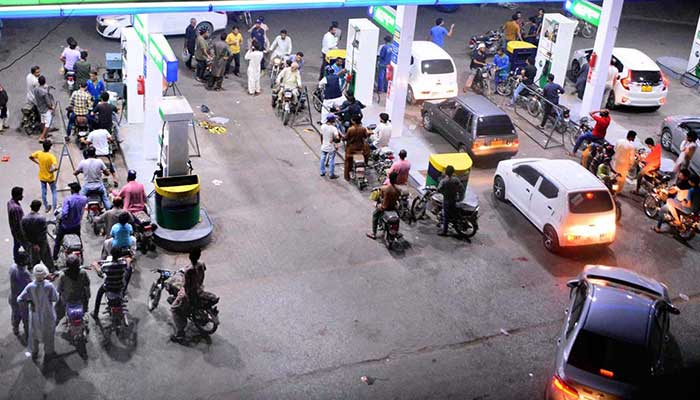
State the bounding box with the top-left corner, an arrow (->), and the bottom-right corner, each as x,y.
464,43 -> 488,92
16,263 -> 58,361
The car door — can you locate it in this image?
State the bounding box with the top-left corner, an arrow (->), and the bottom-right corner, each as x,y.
509,165 -> 541,214
433,100 -> 457,143
445,104 -> 471,148
529,176 -> 560,230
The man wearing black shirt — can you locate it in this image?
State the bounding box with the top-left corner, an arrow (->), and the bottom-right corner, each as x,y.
437,166 -> 464,237
539,74 -> 564,129
464,44 -> 487,92
510,57 -> 537,105
184,18 -> 197,70
93,92 -> 116,132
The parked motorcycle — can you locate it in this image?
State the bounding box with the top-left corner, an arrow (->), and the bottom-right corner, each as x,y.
496,70 -> 520,97
471,64 -> 493,95
411,186 -> 479,238
147,269 -> 220,335
132,211 -> 157,254
349,153 -> 368,190
20,103 -> 41,135
371,146 -> 394,183
468,30 -> 502,56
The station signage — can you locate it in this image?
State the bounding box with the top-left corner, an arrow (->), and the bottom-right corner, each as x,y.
565,0 -> 602,27
367,5 -> 396,35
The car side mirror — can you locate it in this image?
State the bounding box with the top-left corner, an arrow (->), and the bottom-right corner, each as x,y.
666,303 -> 680,315
566,279 -> 580,289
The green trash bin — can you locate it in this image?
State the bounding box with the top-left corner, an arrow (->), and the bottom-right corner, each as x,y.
154,174 -> 200,230
426,153 -> 473,198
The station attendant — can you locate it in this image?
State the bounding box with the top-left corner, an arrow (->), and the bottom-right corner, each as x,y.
320,25 -> 339,80
318,67 -> 344,122
376,36 -> 392,93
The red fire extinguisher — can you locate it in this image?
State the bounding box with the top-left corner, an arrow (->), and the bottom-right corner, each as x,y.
587,52 -> 597,83
137,75 -> 145,95
386,64 -> 394,82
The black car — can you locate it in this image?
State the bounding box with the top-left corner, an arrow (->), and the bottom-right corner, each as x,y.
421,95 -> 518,159
545,265 -> 680,400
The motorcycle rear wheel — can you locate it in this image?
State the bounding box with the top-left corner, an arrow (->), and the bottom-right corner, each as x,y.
411,196 -> 428,220
496,82 -> 512,97
312,91 -> 323,112
194,310 -> 219,335
283,109 -> 291,126
527,99 -> 541,117
643,195 -> 660,219
455,218 -> 478,239
148,283 -> 161,311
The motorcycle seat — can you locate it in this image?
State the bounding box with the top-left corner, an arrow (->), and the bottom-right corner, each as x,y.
106,292 -> 125,305
132,211 -> 151,225
382,211 -> 400,224
457,202 -> 478,212
63,234 -> 82,252
352,154 -> 365,164
66,304 -> 85,320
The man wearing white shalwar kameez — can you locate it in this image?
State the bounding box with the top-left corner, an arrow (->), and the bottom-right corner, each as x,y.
17,264 -> 58,361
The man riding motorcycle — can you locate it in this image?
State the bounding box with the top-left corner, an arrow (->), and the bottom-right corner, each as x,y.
91,248 -> 128,319
366,171 -> 400,240
654,172 -> 699,233
171,248 -> 207,342
633,137 -> 662,195
117,170 -> 147,214
275,62 -> 302,105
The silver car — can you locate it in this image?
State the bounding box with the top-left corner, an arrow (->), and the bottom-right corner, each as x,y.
660,115 -> 700,174
545,265 -> 679,400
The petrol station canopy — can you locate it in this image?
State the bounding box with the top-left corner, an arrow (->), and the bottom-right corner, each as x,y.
0,0 -> 563,18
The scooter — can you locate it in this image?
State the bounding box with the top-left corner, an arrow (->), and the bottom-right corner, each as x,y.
147,269 -> 220,336
411,186 -> 479,238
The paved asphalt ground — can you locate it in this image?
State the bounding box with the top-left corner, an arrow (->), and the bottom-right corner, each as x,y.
1,2 -> 700,399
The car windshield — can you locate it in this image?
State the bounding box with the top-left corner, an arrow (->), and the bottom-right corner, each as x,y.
568,330 -> 650,384
421,59 -> 454,75
568,191 -> 613,214
631,70 -> 661,85
476,115 -> 515,136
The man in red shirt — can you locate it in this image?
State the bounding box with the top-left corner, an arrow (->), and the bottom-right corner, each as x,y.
117,170 -> 146,213
570,109 -> 611,155
633,137 -> 662,195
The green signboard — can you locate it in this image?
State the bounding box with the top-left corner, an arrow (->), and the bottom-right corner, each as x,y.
568,0 -> 602,27
367,5 -> 396,35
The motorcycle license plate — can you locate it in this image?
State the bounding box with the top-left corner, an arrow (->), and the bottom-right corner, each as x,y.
642,85 -> 652,92
285,92 -> 293,98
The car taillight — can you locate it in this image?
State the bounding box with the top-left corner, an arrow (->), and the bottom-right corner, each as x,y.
599,368 -> 614,378
620,71 -> 631,90
144,225 -> 153,231
661,71 -> 669,90
551,375 -> 578,399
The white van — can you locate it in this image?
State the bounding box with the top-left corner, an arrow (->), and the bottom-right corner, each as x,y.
407,41 -> 458,104
493,158 -> 617,253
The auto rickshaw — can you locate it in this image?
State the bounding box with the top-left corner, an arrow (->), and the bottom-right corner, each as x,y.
506,40 -> 537,72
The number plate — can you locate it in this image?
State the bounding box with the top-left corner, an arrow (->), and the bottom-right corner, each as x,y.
642,85 -> 652,92
491,139 -> 505,146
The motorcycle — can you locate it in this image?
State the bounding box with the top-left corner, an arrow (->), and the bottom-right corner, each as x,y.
349,153 -> 368,190
64,70 -> 76,92
85,188 -> 105,232
94,257 -> 136,346
652,202 -> 700,241
468,30 -> 502,56
599,170 -> 623,223
638,169 -> 673,198
371,146 -> 394,183
47,209 -> 84,267
643,185 -> 671,220
496,70 -> 520,97
312,85 -> 324,113
411,186 -> 479,238
147,269 -> 220,336
65,302 -> 88,355
132,210 -> 157,254
370,188 -> 404,251
568,117 -> 602,148
20,103 -> 41,135
544,106 -> 571,134
269,55 -> 284,88
471,64 -> 493,95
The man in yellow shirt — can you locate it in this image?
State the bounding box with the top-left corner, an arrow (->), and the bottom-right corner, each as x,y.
28,140 -> 58,212
503,14 -> 522,44
225,26 -> 243,77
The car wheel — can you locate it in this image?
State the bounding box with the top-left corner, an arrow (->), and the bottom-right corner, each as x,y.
660,128 -> 673,151
493,175 -> 506,201
406,86 -> 415,105
196,22 -> 214,36
543,225 -> 560,253
422,113 -> 434,132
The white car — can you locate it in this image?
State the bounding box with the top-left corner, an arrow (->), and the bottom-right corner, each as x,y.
492,158 -> 617,252
96,12 -> 228,39
407,41 -> 458,104
570,47 -> 669,109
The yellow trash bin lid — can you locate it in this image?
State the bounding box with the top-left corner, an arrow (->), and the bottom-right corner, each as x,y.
506,40 -> 536,53
429,153 -> 473,174
154,175 -> 200,199
325,49 -> 346,63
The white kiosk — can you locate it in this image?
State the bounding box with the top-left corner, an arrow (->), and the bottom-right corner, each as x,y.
345,18 -> 379,106
534,13 -> 577,87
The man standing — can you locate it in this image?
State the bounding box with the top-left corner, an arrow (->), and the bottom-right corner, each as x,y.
318,68 -> 344,122
503,14 -> 522,45
9,250 -> 32,337
53,183 -> 87,261
437,165 -> 464,236
184,18 -> 197,70
603,60 -> 619,108
366,171 -> 400,240
429,18 -> 454,48
269,29 -> 293,61
0,83 -> 8,132
225,26 -> 243,77
320,115 -> 340,179
33,76 -> 54,143
209,33 -> 231,91
371,113 -> 392,149
575,62 -> 590,99
194,28 -> 211,82
612,130 -> 637,192
66,82 -> 92,137
26,66 -> 41,105
74,146 -> 111,209
249,19 -> 268,71
7,187 -> 26,262
29,140 -> 58,212
376,36 -> 392,93
510,57 -> 536,105
538,74 -> 564,129
245,42 -> 264,95
21,200 -> 54,271
331,20 -> 342,42
74,51 -> 91,89
571,109 -> 611,155
344,116 -> 370,181
16,264 -> 58,363
117,170 -> 147,214
86,71 -> 106,107
320,25 -> 339,80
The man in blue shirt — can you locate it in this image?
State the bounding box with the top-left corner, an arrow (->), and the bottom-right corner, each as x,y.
429,18 -> 454,48
86,71 -> 105,109
539,73 -> 565,129
376,36 -> 393,93
287,52 -> 304,72
493,48 -> 510,87
53,182 -> 87,261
